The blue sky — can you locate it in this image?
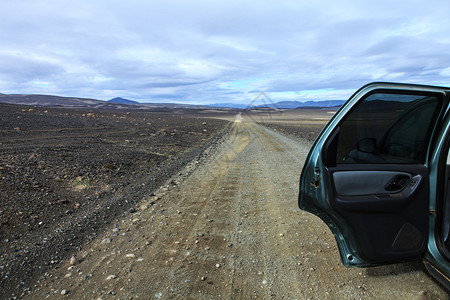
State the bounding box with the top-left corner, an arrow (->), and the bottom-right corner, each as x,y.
1,0 -> 450,104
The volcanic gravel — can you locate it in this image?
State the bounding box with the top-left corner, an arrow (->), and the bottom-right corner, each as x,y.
0,103 -> 229,299
259,122 -> 324,141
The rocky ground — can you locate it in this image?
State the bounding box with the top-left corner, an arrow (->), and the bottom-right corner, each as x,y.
0,103 -> 229,299
260,122 -> 324,142
241,108 -> 336,142
21,119 -> 448,299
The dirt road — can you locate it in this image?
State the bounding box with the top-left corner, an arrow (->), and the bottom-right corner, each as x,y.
26,120 -> 448,299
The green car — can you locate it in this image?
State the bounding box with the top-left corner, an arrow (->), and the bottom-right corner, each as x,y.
298,82 -> 450,289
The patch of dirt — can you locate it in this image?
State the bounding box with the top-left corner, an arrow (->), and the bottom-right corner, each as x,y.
0,103 -> 229,299
241,109 -> 334,141
260,122 -> 325,141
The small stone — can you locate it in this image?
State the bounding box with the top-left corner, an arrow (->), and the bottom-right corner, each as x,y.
201,276 -> 207,281
61,289 -> 68,295
216,264 -> 221,268
64,273 -> 72,278
69,255 -> 77,266
125,253 -> 136,258
106,275 -> 117,280
101,238 -> 112,245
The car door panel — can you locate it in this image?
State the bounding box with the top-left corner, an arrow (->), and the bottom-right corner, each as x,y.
328,165 -> 429,262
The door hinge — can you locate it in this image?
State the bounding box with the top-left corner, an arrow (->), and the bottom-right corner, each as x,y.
311,167 -> 320,189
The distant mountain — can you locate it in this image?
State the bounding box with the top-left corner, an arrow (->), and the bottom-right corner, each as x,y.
209,100 -> 345,109
208,103 -> 248,109
0,93 -> 160,109
295,100 -> 346,108
0,93 -> 115,108
0,93 -> 223,110
266,101 -> 304,109
108,97 -> 139,104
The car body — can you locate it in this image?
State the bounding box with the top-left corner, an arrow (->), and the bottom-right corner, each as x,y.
298,82 -> 450,289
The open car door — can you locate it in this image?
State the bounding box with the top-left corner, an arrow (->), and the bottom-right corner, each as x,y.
299,82 -> 449,267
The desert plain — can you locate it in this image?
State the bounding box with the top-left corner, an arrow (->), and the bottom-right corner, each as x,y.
1,104 -> 448,299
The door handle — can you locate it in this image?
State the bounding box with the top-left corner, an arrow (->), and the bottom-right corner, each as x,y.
385,174 -> 410,192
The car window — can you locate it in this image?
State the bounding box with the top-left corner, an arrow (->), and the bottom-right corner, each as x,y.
335,92 -> 440,164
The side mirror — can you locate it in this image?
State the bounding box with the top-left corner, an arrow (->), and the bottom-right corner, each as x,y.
357,138 -> 376,153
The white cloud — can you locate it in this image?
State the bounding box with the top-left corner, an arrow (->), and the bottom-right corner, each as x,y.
0,0 -> 450,103
441,68 -> 450,77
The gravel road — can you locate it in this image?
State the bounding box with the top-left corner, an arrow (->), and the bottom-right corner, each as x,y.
25,120 -> 448,299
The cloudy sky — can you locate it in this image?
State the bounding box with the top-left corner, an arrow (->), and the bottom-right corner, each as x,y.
1,0 -> 450,105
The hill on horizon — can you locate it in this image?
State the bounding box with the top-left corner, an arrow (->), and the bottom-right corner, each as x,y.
0,93 -> 222,110
108,97 -> 139,104
208,100 -> 346,109
0,92 -> 346,110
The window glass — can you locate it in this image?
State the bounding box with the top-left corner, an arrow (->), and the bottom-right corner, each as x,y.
336,93 -> 439,164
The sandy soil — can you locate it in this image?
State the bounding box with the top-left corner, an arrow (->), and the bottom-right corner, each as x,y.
24,120 -> 448,299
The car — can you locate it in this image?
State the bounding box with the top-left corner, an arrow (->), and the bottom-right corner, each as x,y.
298,82 -> 450,290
